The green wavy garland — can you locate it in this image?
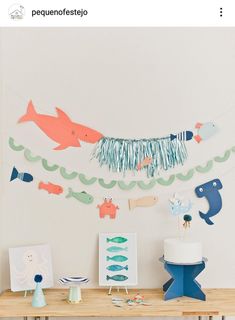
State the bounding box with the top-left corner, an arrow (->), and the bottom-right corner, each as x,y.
60,167 -> 78,180
79,174 -> 97,185
41,159 -> 59,172
8,137 -> 235,190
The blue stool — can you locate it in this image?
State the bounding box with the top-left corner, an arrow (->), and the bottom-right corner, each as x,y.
160,257 -> 207,301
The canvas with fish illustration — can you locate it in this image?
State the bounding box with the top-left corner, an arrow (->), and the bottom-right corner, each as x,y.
99,233 -> 137,287
9,244 -> 53,292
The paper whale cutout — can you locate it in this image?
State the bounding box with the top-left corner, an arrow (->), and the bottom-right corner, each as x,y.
18,101 -> 103,150
195,178 -> 223,225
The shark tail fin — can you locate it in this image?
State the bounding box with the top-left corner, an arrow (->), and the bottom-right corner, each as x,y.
199,211 -> 214,225
10,167 -> 18,181
18,100 -> 37,123
66,187 -> 73,199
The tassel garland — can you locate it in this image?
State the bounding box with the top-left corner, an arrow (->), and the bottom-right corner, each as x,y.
92,136 -> 188,177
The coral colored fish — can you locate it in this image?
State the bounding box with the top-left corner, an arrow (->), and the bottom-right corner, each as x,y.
106,265 -> 128,272
66,187 -> 94,204
107,237 -> 127,244
10,166 -> 33,183
18,100 -> 103,150
137,157 -> 152,171
38,181 -> 63,195
106,275 -> 128,281
194,122 -> 218,143
107,246 -> 128,253
106,255 -> 128,262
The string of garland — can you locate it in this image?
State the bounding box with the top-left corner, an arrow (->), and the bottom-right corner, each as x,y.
92,136 -> 188,177
9,137 -> 235,190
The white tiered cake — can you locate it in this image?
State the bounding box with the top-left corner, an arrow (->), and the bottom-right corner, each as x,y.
164,238 -> 202,264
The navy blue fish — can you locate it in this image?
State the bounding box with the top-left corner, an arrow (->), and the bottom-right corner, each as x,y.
195,178 -> 223,225
10,167 -> 33,183
170,131 -> 193,141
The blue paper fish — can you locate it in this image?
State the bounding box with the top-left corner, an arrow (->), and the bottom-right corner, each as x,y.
106,255 -> 128,262
195,178 -> 223,225
107,237 -> 127,244
170,131 -> 193,141
194,122 -> 218,143
107,246 -> 128,253
10,166 -> 33,183
106,265 -> 128,272
106,275 -> 128,281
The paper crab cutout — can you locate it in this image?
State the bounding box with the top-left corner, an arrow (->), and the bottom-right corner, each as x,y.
97,198 -> 119,219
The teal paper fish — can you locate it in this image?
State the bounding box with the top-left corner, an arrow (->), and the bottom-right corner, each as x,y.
66,187 -> 94,204
107,246 -> 128,253
106,275 -> 128,281
106,265 -> 128,272
106,255 -> 128,262
107,237 -> 127,244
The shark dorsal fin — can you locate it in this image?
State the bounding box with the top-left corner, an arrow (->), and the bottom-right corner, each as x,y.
55,108 -> 72,123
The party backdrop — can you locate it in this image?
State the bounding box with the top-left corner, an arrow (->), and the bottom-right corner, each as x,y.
0,28 -> 235,317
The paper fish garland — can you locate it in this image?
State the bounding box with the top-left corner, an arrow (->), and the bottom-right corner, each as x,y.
137,157 -> 152,171
38,182 -> 63,195
97,198 -> 119,219
169,193 -> 192,216
10,166 -> 33,183
195,178 -> 223,225
128,196 -> 158,210
107,236 -> 127,243
66,188 -> 94,204
194,122 -> 218,143
18,100 -> 103,150
170,131 -> 193,141
106,265 -> 128,272
106,275 -> 128,281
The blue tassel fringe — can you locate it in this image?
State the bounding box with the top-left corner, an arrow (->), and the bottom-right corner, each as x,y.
92,136 -> 188,177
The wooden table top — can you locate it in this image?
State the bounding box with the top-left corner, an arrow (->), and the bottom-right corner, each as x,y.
0,288 -> 235,317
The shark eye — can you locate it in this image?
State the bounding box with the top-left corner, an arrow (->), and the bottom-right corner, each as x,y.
199,187 -> 203,192
213,182 -> 217,187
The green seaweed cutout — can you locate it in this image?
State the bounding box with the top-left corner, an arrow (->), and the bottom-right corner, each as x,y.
98,179 -> 117,189
8,137 -> 24,151
118,181 -> 136,190
231,146 -> 235,153
176,169 -> 194,181
214,150 -> 231,163
41,159 -> 59,172
195,160 -> 213,173
24,149 -> 41,162
137,179 -> 156,190
60,167 -> 78,180
156,175 -> 175,186
78,174 -> 97,185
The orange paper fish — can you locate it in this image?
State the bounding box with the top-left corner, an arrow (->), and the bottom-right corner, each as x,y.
137,157 -> 152,171
18,101 -> 104,150
38,182 -> 63,195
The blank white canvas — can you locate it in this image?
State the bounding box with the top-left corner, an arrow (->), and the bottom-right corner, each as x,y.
99,233 -> 137,287
9,244 -> 53,292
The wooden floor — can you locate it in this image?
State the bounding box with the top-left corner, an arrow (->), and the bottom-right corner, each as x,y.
0,288 -> 235,317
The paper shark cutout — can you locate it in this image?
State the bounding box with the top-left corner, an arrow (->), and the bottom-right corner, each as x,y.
18,100 -> 103,150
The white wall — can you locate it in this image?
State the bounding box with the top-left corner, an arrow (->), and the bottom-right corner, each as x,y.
0,27 -> 235,312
